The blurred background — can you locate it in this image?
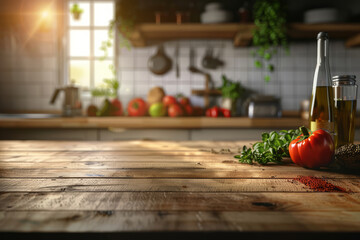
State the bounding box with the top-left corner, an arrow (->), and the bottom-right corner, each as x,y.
0,0 -> 359,140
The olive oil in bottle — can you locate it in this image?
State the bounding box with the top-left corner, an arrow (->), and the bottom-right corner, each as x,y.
333,75 -> 358,148
334,100 -> 356,147
309,32 -> 334,134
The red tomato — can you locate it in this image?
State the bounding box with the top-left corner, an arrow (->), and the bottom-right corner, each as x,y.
162,95 -> 177,107
289,127 -> 335,169
206,108 -> 211,117
221,108 -> 231,118
183,104 -> 193,116
127,98 -> 147,116
209,106 -> 222,117
111,98 -> 123,116
168,103 -> 184,117
179,97 -> 190,106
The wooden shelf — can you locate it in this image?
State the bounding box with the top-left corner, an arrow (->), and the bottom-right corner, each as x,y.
128,23 -> 254,47
128,23 -> 360,47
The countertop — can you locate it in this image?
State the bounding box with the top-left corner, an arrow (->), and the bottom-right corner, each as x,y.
0,116 -> 309,129
0,140 -> 359,239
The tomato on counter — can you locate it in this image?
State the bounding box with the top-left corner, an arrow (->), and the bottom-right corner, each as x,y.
127,98 -> 147,117
289,127 -> 335,169
178,96 -> 190,106
221,108 -> 231,118
111,98 -> 123,116
168,103 -> 184,117
162,95 -> 177,107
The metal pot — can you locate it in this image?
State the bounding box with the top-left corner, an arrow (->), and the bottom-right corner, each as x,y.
50,84 -> 82,117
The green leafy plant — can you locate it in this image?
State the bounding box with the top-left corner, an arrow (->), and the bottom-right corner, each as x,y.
219,75 -> 245,100
235,128 -> 301,165
252,0 -> 288,82
70,3 -> 83,20
91,65 -> 119,98
100,0 -> 137,59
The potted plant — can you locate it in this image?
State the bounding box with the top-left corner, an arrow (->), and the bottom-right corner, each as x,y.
70,3 -> 83,20
252,0 -> 288,82
219,75 -> 245,116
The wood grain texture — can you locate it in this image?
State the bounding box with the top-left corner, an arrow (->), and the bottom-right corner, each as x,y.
1,192 -> 359,211
0,140 -> 359,235
1,178 -> 358,193
1,210 -> 360,232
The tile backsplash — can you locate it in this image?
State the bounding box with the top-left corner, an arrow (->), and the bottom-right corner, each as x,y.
117,39 -> 360,111
0,35 -> 359,113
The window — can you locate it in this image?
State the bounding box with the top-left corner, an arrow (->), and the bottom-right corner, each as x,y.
66,0 -> 115,89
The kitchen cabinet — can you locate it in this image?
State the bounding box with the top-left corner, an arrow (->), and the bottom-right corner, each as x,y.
128,23 -> 360,47
0,140 -> 359,239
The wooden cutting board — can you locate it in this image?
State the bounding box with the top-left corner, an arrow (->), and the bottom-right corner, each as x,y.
0,140 -> 359,239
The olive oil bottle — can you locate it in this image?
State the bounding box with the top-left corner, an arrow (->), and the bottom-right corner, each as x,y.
333,75 -> 358,148
309,32 -> 335,134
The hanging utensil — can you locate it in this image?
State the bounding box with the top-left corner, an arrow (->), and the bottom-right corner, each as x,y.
148,45 -> 172,75
202,46 -> 224,69
175,42 -> 180,78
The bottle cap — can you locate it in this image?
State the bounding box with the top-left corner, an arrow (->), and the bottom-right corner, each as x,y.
317,32 -> 328,39
332,75 -> 356,85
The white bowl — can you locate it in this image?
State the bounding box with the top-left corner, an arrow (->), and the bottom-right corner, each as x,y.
304,8 -> 339,23
201,10 -> 233,23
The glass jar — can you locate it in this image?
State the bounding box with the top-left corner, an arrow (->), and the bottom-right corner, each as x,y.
332,75 -> 357,148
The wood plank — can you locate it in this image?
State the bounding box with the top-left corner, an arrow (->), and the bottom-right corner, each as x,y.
1,192 -> 359,212
0,140 -> 250,151
0,210 -> 360,232
0,154 -> 239,162
1,168 -> 359,179
0,178 -> 358,193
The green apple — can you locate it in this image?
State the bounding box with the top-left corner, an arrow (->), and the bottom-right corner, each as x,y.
149,103 -> 166,117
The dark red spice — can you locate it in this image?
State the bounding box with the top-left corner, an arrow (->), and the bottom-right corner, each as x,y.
293,176 -> 348,193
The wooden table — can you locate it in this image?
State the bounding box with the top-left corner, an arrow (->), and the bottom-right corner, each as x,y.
0,141 -> 359,239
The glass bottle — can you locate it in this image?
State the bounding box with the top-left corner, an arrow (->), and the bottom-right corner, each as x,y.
332,75 -> 357,148
309,32 -> 335,135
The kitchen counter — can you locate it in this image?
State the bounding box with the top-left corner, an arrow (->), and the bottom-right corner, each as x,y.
0,116 -> 309,129
0,140 -> 359,239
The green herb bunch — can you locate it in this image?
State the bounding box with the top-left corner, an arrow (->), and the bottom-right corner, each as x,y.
252,0 -> 288,82
219,75 -> 245,100
235,129 -> 301,164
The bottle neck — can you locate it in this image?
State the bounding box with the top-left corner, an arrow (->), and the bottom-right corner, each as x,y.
317,38 -> 329,66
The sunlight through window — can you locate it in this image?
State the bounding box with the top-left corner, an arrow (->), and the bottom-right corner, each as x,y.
67,0 -> 114,89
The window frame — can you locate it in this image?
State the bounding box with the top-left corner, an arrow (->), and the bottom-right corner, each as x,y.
64,0 -> 116,90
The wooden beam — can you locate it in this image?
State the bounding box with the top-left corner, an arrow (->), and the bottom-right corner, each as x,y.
346,33 -> 360,48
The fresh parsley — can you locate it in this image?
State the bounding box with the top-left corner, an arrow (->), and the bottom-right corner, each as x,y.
234,129 -> 301,165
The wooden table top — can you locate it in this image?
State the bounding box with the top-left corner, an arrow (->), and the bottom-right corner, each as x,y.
0,140 -> 359,239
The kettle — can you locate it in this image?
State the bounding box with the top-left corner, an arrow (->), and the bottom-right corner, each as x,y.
50,84 -> 82,117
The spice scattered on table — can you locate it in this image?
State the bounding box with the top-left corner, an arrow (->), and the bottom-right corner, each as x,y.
292,176 -> 349,193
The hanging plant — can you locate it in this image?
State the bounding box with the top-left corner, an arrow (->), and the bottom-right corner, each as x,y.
70,3 -> 83,20
100,0 -> 137,59
252,0 -> 288,82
